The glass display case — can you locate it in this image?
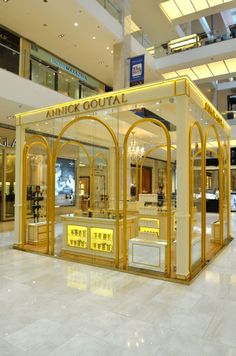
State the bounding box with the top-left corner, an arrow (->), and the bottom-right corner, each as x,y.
14,76 -> 231,282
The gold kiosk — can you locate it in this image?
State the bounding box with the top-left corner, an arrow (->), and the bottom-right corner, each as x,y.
14,77 -> 231,282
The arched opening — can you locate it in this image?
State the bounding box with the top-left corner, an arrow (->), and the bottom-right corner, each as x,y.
51,115 -> 120,267
21,135 -> 51,254
123,118 -> 173,277
54,140 -> 91,255
205,125 -> 223,260
189,122 -> 204,275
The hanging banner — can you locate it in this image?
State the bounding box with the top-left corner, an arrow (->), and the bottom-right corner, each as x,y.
130,55 -> 145,87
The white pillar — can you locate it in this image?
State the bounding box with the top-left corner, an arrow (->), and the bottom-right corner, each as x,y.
176,95 -> 190,280
14,125 -> 25,246
113,0 -> 131,90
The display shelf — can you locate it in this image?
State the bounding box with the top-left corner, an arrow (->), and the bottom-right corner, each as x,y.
139,218 -> 160,229
139,194 -> 157,203
139,206 -> 159,216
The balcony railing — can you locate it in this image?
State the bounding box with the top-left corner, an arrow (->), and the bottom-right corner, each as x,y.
147,32 -> 236,59
96,0 -> 122,24
0,42 -> 97,100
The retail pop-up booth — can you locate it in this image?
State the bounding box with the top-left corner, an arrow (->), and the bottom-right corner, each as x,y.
14,77 -> 231,281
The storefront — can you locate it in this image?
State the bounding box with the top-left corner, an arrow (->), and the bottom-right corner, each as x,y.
30,44 -> 104,99
14,77 -> 231,282
0,25 -> 105,99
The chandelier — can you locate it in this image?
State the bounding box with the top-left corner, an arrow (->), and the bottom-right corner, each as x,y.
128,131 -> 145,163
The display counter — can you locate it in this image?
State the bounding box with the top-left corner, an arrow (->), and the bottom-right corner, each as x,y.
128,194 -> 175,272
61,214 -> 137,265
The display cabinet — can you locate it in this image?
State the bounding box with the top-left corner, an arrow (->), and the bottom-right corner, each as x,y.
128,194 -> 175,272
61,214 -> 137,264
28,221 -> 51,245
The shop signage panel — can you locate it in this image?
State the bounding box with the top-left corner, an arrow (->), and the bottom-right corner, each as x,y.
0,137 -> 16,148
130,55 -> 145,87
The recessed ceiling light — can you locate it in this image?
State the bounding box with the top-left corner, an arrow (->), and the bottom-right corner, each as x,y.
3,0 -> 9,2
106,46 -> 110,50
111,50 -> 114,54
58,34 -> 65,38
92,36 -> 96,40
74,22 -> 79,27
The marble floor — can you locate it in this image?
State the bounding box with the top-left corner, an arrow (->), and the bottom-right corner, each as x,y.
1,217 -> 236,355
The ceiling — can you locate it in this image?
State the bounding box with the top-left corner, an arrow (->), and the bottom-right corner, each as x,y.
1,0 -> 236,103
0,0 -> 119,86
0,97 -> 32,126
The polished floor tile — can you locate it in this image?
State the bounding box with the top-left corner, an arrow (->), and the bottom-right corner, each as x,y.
1,215 -> 236,355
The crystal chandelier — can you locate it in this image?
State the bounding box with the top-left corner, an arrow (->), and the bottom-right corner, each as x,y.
128,131 -> 145,163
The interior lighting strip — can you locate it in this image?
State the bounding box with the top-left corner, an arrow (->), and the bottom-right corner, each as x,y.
162,57 -> 236,81
160,0 -> 234,20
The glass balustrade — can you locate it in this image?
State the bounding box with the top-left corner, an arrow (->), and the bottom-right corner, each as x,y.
0,42 -> 98,99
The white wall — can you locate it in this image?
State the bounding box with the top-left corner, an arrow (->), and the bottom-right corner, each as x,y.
0,68 -> 70,110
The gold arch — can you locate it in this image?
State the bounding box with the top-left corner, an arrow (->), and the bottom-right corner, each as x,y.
52,116 -> 120,266
22,135 -> 51,254
123,118 -> 172,276
56,140 -> 91,165
91,152 -> 109,210
189,121 -> 205,275
139,144 -> 176,193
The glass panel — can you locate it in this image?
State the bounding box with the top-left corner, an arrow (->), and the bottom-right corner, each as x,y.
223,144 -> 228,240
205,129 -> 221,260
0,150 -> 3,220
24,144 -> 49,253
192,153 -> 202,266
96,0 -> 122,23
0,43 -> 19,74
5,152 -> 15,219
80,84 -> 97,98
31,59 -> 56,90
190,126 -> 203,270
58,71 -> 80,99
